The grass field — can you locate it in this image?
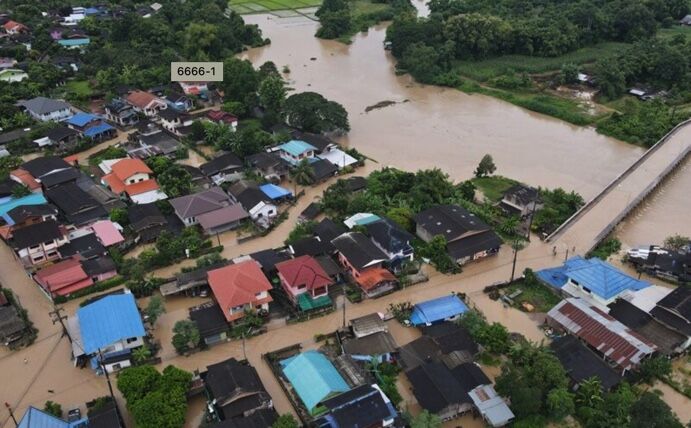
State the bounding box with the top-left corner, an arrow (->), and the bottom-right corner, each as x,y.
505,278 -> 561,313
658,25 -> 691,41
472,176 -> 518,202
453,42 -> 629,82
229,0 -> 321,14
64,80 -> 93,97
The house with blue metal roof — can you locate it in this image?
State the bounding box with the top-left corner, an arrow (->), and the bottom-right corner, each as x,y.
280,350 -> 350,413
66,113 -> 115,141
410,295 -> 469,326
68,291 -> 146,373
536,256 -> 650,308
277,140 -> 317,165
17,406 -> 87,428
260,183 -> 293,201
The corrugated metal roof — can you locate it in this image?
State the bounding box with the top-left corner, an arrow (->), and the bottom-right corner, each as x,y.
77,292 -> 145,354
280,350 -> 349,412
547,298 -> 656,370
410,295 -> 469,326
564,257 -> 649,300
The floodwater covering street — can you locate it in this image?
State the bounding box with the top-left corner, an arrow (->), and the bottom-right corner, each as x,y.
1,5 -> 690,428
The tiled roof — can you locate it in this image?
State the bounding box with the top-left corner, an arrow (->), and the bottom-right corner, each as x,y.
110,158 -> 152,181
355,267 -> 396,291
169,187 -> 230,219
207,260 -> 273,321
276,255 -> 333,291
126,90 -> 160,109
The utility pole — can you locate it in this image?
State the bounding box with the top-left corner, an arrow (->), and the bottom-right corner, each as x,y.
342,285 -> 346,329
49,305 -> 72,344
97,349 -> 123,428
4,402 -> 18,427
510,245 -> 519,283
525,200 -> 537,242
564,248 -> 569,262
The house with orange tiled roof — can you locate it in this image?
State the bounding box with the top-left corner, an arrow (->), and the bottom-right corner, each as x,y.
125,90 -> 167,117
3,20 -> 29,35
102,158 -> 167,204
207,260 -> 273,323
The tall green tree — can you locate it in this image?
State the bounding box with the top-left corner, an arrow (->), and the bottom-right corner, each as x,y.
474,154 -> 497,177
283,92 -> 350,133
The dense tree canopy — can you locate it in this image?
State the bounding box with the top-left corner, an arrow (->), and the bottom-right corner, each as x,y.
387,0 -> 687,84
117,364 -> 192,428
283,92 -> 350,133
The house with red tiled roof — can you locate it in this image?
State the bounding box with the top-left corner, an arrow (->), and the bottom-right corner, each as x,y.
206,109 -> 238,130
125,90 -> 167,117
3,20 -> 29,35
276,255 -> 333,309
102,158 -> 167,204
207,260 -> 273,323
34,257 -> 94,297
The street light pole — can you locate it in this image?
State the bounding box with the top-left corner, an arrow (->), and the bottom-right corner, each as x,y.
510,245 -> 519,283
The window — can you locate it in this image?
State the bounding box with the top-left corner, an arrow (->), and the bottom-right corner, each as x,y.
44,241 -> 54,246
298,284 -> 306,290
126,337 -> 138,344
112,364 -> 121,371
32,255 -> 44,262
29,244 -> 40,250
47,251 -> 57,257
583,287 -> 591,294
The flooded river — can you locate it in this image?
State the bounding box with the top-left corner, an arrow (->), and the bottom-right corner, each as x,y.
617,156 -> 691,248
240,14 -> 646,201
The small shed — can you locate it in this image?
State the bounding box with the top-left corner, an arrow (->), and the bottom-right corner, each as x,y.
350,313 -> 387,338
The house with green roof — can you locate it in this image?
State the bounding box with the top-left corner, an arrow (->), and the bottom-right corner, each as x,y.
277,140 -> 317,166
280,350 -> 350,413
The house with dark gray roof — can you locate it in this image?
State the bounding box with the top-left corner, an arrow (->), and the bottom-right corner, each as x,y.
190,302 -> 228,346
200,152 -> 243,185
19,156 -> 71,180
309,158 -> 338,183
499,184 -> 543,218
365,217 -> 414,272
245,152 -> 288,182
0,303 -> 27,347
209,409 -> 277,428
609,298 -> 687,355
313,384 -> 397,428
18,97 -> 73,122
6,204 -> 57,226
203,358 -> 273,421
650,286 -> 691,348
11,219 -> 68,266
169,187 -> 232,227
127,202 -> 167,243
314,218 -> 346,244
228,184 -> 277,228
550,335 -> 621,391
415,204 -> 502,266
58,233 -> 106,260
45,183 -> 108,226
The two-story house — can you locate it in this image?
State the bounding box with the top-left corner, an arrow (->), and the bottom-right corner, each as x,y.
207,260 -> 273,323
499,184 -> 543,218
125,90 -> 167,117
17,97 -> 73,122
277,140 -> 316,166
102,158 -> 167,204
158,108 -> 195,136
200,152 -> 244,185
68,291 -> 146,373
245,152 -> 288,182
331,232 -> 398,298
228,181 -> 278,229
11,219 -> 68,266
275,255 -> 333,311
164,92 -> 193,111
364,217 -> 414,273
104,98 -> 139,126
204,358 -> 274,420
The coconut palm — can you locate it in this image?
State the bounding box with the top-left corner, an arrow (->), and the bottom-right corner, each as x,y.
509,237 -> 527,282
289,159 -> 315,194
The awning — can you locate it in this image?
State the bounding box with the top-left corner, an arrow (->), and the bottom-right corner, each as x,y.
298,293 -> 332,312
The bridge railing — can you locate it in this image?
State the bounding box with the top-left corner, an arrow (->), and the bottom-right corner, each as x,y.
545,119 -> 691,243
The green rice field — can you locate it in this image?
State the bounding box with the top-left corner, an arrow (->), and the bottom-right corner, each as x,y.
229,0 -> 322,14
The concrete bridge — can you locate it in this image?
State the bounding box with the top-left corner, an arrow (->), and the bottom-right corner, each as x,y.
546,120 -> 691,254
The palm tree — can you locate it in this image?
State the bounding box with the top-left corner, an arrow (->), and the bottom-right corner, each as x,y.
509,237 -> 526,282
289,159 -> 314,195
132,346 -> 152,364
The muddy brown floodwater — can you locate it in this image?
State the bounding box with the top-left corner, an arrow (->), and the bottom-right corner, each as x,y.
616,156 -> 691,248
240,15 -> 645,201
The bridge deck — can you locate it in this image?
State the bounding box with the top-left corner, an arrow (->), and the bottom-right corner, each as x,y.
552,123 -> 691,254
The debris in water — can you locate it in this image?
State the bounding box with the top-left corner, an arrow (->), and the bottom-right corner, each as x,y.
310,57 -> 317,61
364,99 -> 409,113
